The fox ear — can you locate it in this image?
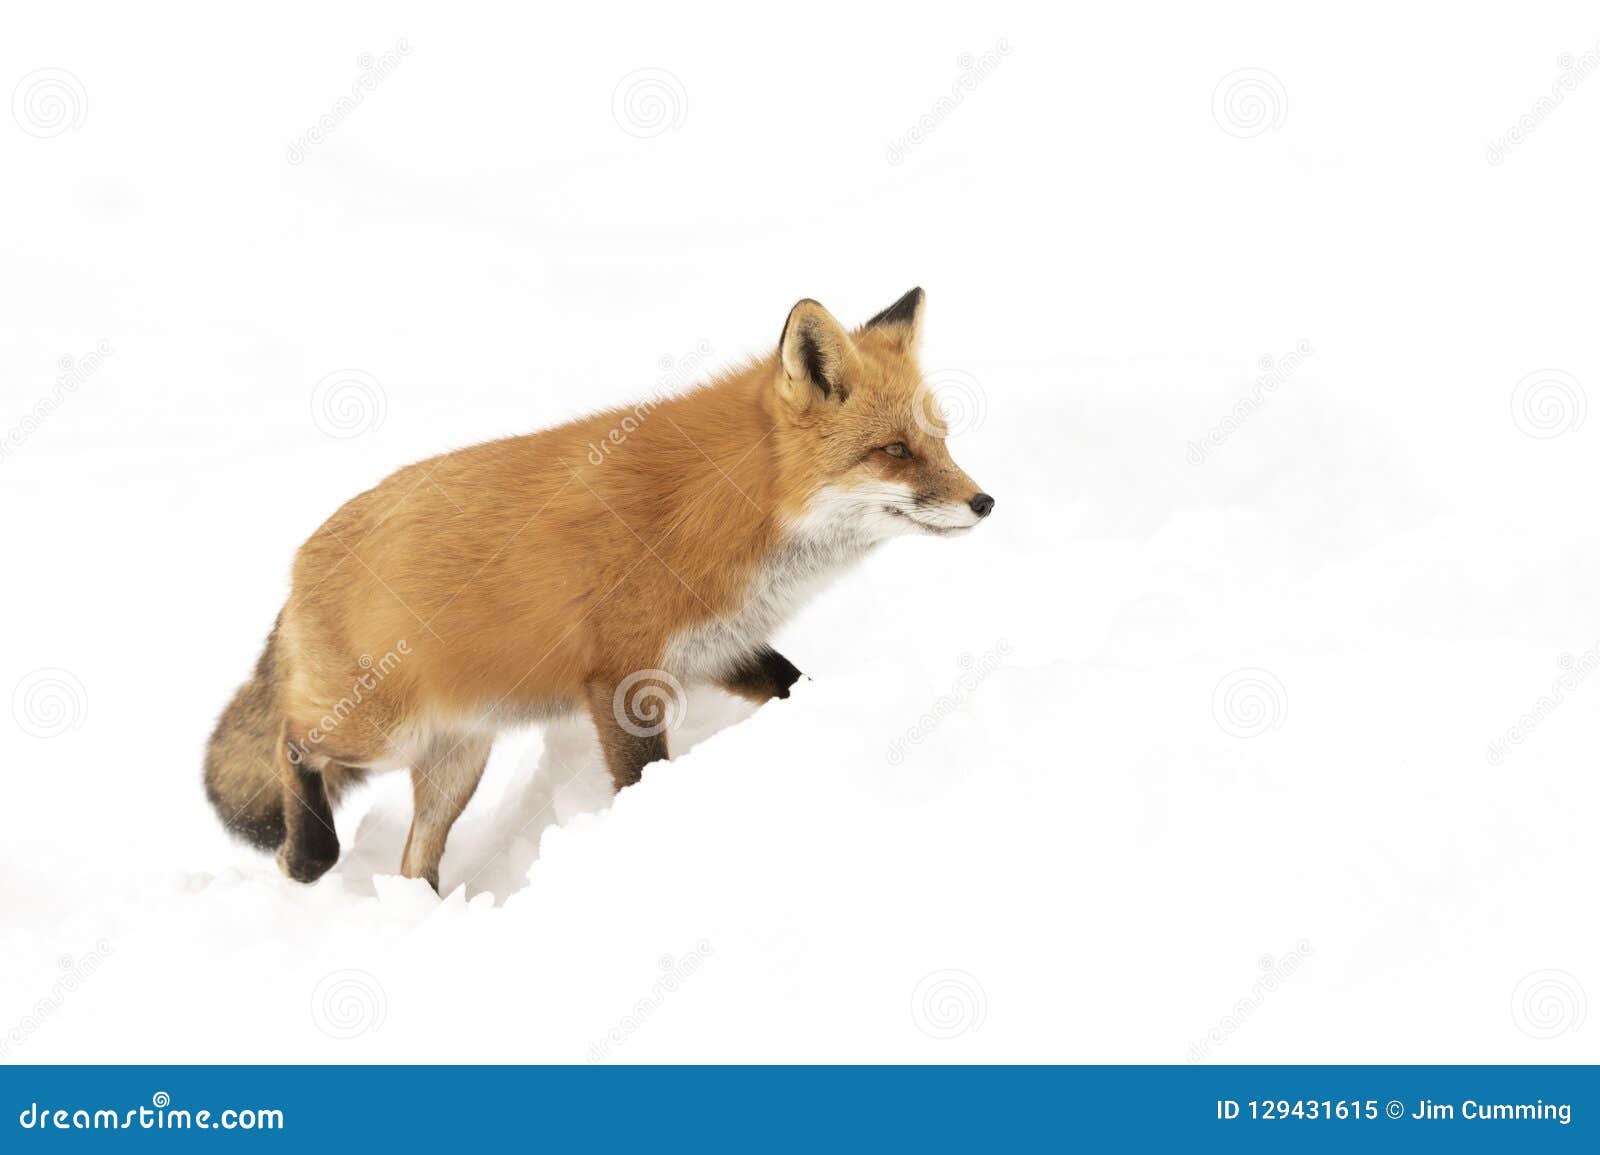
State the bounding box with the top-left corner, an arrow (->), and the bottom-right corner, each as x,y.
863,286 -> 925,351
779,299 -> 854,404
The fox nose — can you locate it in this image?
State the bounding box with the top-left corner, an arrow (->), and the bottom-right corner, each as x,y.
969,492 -> 995,518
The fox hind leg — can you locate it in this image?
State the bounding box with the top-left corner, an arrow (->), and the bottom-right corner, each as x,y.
276,732 -> 342,883
400,732 -> 493,893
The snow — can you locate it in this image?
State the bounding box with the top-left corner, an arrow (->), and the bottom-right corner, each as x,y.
3,2 -> 1599,1063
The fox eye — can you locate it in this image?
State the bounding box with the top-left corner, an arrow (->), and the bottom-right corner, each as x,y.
881,442 -> 912,459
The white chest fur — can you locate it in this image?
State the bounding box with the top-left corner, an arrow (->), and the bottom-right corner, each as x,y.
661,511 -> 876,682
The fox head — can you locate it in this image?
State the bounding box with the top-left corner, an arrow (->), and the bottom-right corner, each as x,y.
772,288 -> 994,543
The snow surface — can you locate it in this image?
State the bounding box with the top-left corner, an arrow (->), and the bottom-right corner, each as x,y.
3,2 -> 1599,1062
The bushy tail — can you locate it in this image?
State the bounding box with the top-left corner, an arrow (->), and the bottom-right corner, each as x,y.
204,618 -> 288,850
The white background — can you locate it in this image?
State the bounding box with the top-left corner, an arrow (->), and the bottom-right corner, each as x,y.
2,2 -> 1597,1062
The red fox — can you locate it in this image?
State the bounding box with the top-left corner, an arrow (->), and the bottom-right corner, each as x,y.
205,289 -> 994,890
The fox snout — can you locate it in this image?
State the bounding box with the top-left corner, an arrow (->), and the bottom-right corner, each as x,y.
894,483 -> 993,536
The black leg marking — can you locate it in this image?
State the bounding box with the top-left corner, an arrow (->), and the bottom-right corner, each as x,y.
721,646 -> 803,702
279,762 -> 340,883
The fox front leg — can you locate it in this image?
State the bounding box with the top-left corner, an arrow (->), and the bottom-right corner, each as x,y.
717,646 -> 803,704
400,732 -> 492,893
585,678 -> 671,792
